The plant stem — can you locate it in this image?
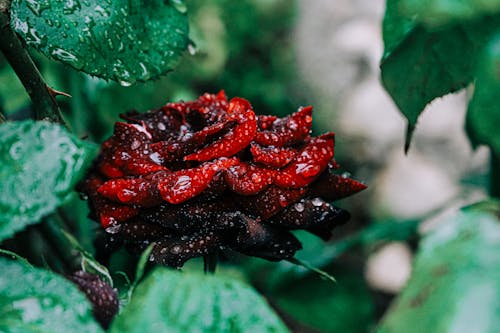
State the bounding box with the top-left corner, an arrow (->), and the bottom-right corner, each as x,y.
491,150 -> 500,198
0,10 -> 65,124
40,215 -> 78,273
0,109 -> 5,123
203,253 -> 217,274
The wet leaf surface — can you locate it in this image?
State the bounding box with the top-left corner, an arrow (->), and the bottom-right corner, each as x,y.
381,0 -> 500,149
110,267 -> 289,333
378,200 -> 500,333
0,120 -> 96,242
0,257 -> 102,332
10,0 -> 190,85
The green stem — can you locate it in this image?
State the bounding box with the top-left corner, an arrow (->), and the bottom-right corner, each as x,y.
203,253 -> 217,274
491,150 -> 500,198
40,215 -> 78,273
0,10 -> 65,124
0,109 -> 5,123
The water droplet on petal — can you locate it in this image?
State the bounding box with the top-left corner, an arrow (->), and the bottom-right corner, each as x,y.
105,223 -> 121,234
311,197 -> 323,207
294,202 -> 305,212
170,245 -> 182,254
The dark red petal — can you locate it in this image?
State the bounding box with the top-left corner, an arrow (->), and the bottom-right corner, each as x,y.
231,217 -> 301,261
113,122 -> 152,144
120,107 -> 185,141
225,162 -> 276,195
268,198 -> 350,230
254,106 -> 313,147
122,160 -> 169,176
274,136 -> 334,188
97,176 -> 163,207
99,203 -> 140,228
139,200 -> 242,233
309,171 -> 367,201
98,161 -> 124,178
158,158 -> 238,204
184,98 -> 257,162
250,143 -> 297,168
236,186 -> 307,219
150,232 -> 222,268
119,220 -> 168,241
257,115 -> 277,130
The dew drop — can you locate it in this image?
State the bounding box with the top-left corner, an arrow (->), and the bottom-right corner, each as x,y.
341,172 -> 351,178
188,43 -> 197,55
130,140 -> 141,150
311,197 -> 323,207
105,223 -> 121,234
118,80 -> 132,87
9,141 -> 23,160
294,202 -> 305,213
63,0 -> 81,14
251,173 -> 262,183
170,245 -> 182,254
171,0 -> 187,13
149,152 -> 162,164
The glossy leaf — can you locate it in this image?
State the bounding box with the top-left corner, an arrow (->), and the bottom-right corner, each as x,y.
378,201 -> 500,333
0,121 -> 96,242
110,268 -> 289,333
10,0 -> 189,85
400,0 -> 500,27
0,257 -> 102,332
381,0 -> 500,149
466,35 -> 500,153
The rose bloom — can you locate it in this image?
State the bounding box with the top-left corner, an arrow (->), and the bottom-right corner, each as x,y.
81,91 -> 366,268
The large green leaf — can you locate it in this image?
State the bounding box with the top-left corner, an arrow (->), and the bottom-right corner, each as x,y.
381,0 -> 500,148
0,257 -> 102,332
272,271 -> 374,333
10,0 -> 189,85
400,0 -> 500,27
378,200 -> 500,333
0,120 -> 96,242
466,35 -> 500,153
110,268 -> 289,333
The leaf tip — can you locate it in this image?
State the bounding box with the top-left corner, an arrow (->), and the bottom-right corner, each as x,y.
404,122 -> 416,154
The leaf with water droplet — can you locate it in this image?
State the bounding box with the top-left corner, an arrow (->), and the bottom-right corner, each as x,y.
379,201 -> 500,333
0,121 -> 97,242
10,0 -> 190,84
381,0 -> 500,151
0,257 -> 103,332
110,268 -> 289,333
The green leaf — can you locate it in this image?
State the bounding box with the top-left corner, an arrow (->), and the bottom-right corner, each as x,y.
0,120 -> 96,242
0,257 -> 103,332
378,200 -> 500,333
110,268 -> 289,333
466,35 -> 500,153
272,271 -> 374,333
400,0 -> 500,27
10,0 -> 190,85
381,0 -> 500,149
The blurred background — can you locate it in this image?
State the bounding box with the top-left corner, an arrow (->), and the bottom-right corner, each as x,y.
0,0 -> 491,332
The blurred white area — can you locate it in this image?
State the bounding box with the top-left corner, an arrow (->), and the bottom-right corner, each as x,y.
294,0 -> 488,292
365,242 -> 413,293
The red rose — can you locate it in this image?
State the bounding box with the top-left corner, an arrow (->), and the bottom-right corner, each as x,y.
81,91 -> 366,267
